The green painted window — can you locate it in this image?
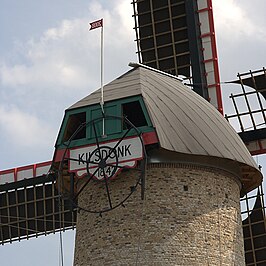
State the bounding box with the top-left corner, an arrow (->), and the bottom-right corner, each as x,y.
89,104 -> 120,138
56,96 -> 153,149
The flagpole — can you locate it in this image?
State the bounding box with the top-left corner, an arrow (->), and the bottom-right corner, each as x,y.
101,25 -> 103,107
89,18 -> 105,137
100,23 -> 105,137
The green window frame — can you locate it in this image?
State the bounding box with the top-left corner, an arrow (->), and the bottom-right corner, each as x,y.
56,96 -> 153,149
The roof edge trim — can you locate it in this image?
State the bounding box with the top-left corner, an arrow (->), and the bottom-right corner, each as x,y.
128,62 -> 183,82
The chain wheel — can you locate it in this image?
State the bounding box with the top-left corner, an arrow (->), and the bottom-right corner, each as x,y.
57,115 -> 146,214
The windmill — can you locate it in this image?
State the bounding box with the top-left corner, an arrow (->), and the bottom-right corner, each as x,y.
0,1 -> 265,265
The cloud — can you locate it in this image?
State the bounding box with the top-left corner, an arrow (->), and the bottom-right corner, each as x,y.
0,0 -> 136,92
0,105 -> 56,149
0,105 -> 58,169
211,0 -> 266,89
212,0 -> 266,41
0,0 -> 137,169
0,18 -> 96,90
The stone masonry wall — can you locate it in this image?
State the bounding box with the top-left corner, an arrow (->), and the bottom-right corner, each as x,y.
74,163 -> 245,265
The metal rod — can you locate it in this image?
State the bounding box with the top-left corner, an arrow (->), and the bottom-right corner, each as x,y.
237,68 -> 265,77
225,108 -> 266,119
229,90 -> 261,98
100,25 -> 105,136
149,0 -> 159,69
238,73 -> 257,130
132,0 -> 142,63
249,70 -> 266,125
230,93 -> 244,132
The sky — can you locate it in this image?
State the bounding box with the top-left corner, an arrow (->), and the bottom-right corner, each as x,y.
0,0 -> 265,265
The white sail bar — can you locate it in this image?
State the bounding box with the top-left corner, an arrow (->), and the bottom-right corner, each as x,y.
0,161 -> 51,185
197,0 -> 223,113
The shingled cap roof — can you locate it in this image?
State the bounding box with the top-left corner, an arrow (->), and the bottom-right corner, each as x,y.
68,64 -> 262,193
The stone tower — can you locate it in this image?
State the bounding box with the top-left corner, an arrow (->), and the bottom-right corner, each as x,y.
54,65 -> 262,265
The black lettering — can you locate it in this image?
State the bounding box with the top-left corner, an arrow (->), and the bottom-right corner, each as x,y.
94,150 -> 101,162
78,153 -> 84,165
108,150 -> 116,159
99,168 -> 104,177
101,150 -> 108,160
117,146 -> 124,158
106,166 -> 111,175
125,144 -> 132,156
86,152 -> 89,162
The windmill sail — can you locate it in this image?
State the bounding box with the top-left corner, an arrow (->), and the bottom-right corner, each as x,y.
0,162 -> 76,243
242,185 -> 266,265
132,0 -> 223,113
225,68 -> 266,156
230,68 -> 266,100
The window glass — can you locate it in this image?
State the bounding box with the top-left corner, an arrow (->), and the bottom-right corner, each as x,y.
122,101 -> 148,129
62,112 -> 86,142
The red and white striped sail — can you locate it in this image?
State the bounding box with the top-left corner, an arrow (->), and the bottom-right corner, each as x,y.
0,161 -> 51,185
197,0 -> 223,113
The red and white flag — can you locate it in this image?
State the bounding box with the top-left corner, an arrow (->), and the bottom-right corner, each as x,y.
89,19 -> 103,30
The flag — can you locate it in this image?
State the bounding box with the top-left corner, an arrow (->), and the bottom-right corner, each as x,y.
89,19 -> 103,30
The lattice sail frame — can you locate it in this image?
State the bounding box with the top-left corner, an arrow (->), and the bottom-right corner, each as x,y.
0,174 -> 76,244
241,184 -> 266,265
226,68 -> 266,265
132,0 -> 223,113
225,68 -> 266,155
